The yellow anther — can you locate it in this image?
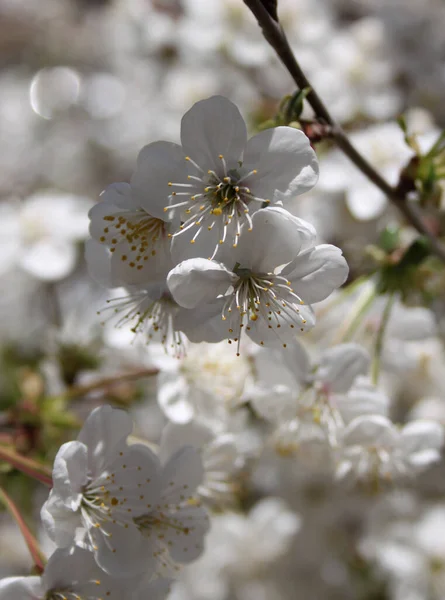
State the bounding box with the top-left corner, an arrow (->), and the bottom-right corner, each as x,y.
212,207 -> 223,216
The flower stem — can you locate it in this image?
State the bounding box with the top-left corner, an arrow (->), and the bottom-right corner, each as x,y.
335,286 -> 377,344
0,486 -> 46,573
64,367 -> 159,399
0,446 -> 52,487
371,293 -> 395,384
242,0 -> 445,263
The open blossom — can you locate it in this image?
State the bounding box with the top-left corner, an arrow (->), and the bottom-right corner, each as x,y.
86,239 -> 233,355
0,546 -> 171,600
336,415 -> 444,481
160,420 -> 242,509
154,341 -> 252,425
0,192 -> 93,281
41,405 -> 209,577
131,95 -> 319,261
88,182 -> 175,286
249,341 -> 383,462
167,207 -> 348,352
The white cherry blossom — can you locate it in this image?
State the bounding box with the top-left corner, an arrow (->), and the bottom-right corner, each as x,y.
88,182 -> 175,286
131,95 -> 319,260
41,405 -> 162,576
160,420 -> 242,509
153,341 -> 252,425
0,192 -> 93,281
167,207 -> 348,352
337,415 -> 444,482
0,546 -> 171,600
41,405 -> 210,577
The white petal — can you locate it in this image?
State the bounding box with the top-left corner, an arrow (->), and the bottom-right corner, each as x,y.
133,578 -> 172,600
180,96 -> 247,171
167,258 -> 235,309
159,421 -> 213,464
174,300 -> 230,343
99,181 -> 138,211
269,341 -> 311,386
157,372 -> 194,424
41,491 -> 81,547
233,208 -> 312,273
342,415 -> 398,447
110,234 -> 173,286
131,141 -> 187,220
0,577 -> 42,600
283,244 -> 349,304
84,239 -> 115,288
77,405 -> 133,477
52,441 -> 88,509
161,446 -> 204,504
316,343 -> 370,393
20,239 -> 76,281
42,546 -> 94,591
243,126 -> 319,201
164,504 -> 209,564
401,420 -> 444,462
105,444 -> 162,515
91,520 -> 152,577
337,377 -> 388,423
249,384 -> 297,424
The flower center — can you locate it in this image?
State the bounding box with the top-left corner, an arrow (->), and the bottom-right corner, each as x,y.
98,289 -> 185,356
166,154 -> 270,258
99,211 -> 166,272
135,512 -> 191,536
46,591 -> 88,600
222,265 -> 308,354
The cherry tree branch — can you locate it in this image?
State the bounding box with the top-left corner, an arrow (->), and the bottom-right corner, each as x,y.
0,446 -> 53,487
0,486 -> 46,573
243,0 -> 445,263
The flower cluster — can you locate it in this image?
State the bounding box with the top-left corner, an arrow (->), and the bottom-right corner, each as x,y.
1,7 -> 445,596
86,95 -> 348,355
0,405 -> 209,600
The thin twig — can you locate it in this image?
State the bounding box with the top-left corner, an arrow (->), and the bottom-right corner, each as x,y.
243,0 -> 445,263
64,367 -> 159,399
371,293 -> 395,384
0,446 -> 53,487
0,486 -> 46,573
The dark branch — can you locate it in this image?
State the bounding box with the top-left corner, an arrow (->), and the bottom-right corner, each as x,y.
243,0 -> 445,263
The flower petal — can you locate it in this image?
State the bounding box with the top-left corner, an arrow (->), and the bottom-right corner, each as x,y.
401,420 -> 444,466
91,519 -> 151,577
52,441 -> 88,509
131,141 -> 187,219
159,421 -> 213,464
161,446 -> 204,504
243,126 -> 319,201
157,371 -> 195,424
174,300 -> 229,343
167,258 -> 235,309
233,208 -> 315,273
77,405 -> 133,477
316,343 -> 370,393
41,491 -> 81,547
0,577 -> 43,600
180,96 -> 247,171
283,244 -> 349,304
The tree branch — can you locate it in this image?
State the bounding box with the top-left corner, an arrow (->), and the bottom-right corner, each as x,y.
243,0 -> 445,263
